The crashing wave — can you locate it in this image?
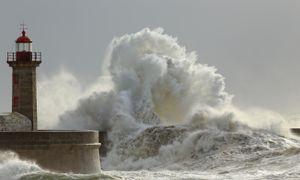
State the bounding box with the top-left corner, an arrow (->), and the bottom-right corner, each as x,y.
34,28 -> 298,174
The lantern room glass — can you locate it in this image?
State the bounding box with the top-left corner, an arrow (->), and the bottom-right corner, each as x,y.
16,43 -> 32,52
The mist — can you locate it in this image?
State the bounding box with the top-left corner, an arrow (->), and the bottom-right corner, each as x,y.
37,28 -> 293,137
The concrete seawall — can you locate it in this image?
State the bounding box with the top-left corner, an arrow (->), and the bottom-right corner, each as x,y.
0,130 -> 101,173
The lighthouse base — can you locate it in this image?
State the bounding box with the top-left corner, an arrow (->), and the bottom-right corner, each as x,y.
0,130 -> 101,174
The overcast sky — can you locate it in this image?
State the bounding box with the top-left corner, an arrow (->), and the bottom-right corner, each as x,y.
1,0 -> 300,115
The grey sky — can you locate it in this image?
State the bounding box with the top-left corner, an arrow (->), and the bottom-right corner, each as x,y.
1,0 -> 300,115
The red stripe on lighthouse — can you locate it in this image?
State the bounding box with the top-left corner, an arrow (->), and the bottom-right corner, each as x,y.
13,96 -> 19,109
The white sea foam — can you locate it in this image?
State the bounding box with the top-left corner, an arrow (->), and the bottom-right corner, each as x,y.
29,28 -> 300,178
0,151 -> 42,180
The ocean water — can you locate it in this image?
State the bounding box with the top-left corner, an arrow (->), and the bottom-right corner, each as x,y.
2,127 -> 300,179
2,28 -> 300,179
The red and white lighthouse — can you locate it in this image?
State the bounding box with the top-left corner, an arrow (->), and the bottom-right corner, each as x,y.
7,28 -> 41,130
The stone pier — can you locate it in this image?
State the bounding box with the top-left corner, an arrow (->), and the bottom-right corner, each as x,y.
0,130 -> 101,174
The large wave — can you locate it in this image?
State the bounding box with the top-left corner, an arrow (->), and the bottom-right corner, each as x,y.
35,28 -> 300,174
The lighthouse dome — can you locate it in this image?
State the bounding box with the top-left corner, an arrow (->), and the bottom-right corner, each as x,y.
16,30 -> 32,43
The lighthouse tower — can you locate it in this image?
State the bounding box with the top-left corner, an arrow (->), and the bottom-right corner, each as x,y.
7,28 -> 41,130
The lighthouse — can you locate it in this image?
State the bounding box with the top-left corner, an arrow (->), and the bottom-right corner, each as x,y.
0,26 -> 102,173
6,28 -> 41,130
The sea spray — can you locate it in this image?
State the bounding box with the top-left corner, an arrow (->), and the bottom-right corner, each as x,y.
0,151 -> 117,179
33,28 -> 300,177
38,70 -> 112,129
55,28 -> 233,130
0,151 -> 41,180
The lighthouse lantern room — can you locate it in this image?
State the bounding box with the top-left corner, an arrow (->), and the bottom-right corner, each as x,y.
7,27 -> 41,130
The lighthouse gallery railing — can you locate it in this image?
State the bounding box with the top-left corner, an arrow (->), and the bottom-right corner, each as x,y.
7,52 -> 42,62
